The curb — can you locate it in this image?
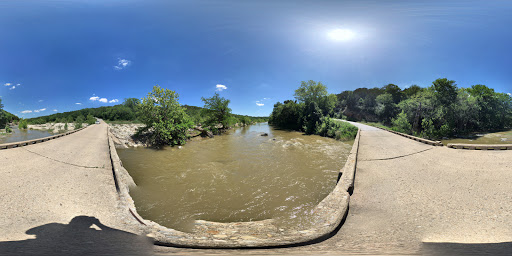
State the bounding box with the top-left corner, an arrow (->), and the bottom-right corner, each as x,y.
0,126 -> 88,150
108,127 -> 361,248
377,127 -> 443,146
447,143 -> 512,150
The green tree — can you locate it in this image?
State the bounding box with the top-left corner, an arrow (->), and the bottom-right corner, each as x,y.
139,85 -> 193,146
201,92 -> 232,129
294,80 -> 328,104
123,98 -> 140,111
86,114 -> 96,125
18,119 -> 28,129
376,93 -> 398,124
302,101 -> 323,134
269,100 -> 304,130
75,115 -> 85,129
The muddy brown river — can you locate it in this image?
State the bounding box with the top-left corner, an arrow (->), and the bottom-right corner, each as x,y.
117,123 -> 353,232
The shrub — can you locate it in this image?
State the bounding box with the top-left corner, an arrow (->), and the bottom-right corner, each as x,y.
18,119 -> 28,129
138,85 -> 194,146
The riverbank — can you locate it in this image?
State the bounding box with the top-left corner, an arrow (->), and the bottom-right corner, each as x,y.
27,123 -> 89,133
108,122 -> 261,148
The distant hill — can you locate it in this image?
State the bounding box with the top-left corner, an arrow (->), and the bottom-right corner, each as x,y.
1,110 -> 19,126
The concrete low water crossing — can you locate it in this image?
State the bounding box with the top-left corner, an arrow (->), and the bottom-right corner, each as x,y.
117,123 -> 353,232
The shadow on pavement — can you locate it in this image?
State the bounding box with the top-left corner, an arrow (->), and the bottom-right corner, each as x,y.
0,216 -> 153,256
422,241 -> 512,256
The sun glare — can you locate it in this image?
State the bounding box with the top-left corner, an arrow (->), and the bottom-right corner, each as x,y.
328,29 -> 355,41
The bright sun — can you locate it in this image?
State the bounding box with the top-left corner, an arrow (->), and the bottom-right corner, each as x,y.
328,29 -> 355,41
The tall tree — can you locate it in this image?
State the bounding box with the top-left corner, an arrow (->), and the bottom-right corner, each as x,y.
139,85 -> 193,146
201,92 -> 232,129
294,80 -> 328,104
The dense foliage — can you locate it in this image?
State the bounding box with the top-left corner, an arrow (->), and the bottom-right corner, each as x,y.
138,85 -> 194,146
336,78 -> 512,139
201,92 -> 232,132
0,98 -> 20,129
269,80 -> 358,141
18,119 -> 28,129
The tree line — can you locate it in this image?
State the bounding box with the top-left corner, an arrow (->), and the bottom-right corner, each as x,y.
22,86 -> 267,146
0,98 -> 20,132
336,78 -> 512,139
268,79 -> 512,140
269,80 -> 358,141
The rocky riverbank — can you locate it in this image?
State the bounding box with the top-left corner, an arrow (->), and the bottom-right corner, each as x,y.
28,123 -> 88,133
108,123 -> 146,148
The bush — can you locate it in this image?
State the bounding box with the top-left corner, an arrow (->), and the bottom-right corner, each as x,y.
138,85 -> 194,146
75,115 -> 84,129
314,117 -> 358,141
391,111 -> 411,134
18,119 -> 28,129
5,125 -> 12,133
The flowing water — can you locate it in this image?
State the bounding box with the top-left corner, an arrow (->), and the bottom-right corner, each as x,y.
442,130 -> 512,145
0,126 -> 54,144
117,123 -> 353,232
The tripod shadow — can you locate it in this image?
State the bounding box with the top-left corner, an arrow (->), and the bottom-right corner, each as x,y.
0,216 -> 153,256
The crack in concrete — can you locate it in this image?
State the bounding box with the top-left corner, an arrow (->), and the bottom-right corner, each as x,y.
21,148 -> 106,169
360,148 -> 433,161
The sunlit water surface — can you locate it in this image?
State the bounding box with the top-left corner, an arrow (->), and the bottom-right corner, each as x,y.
0,126 -> 54,144
118,123 -> 353,232
442,130 -> 512,145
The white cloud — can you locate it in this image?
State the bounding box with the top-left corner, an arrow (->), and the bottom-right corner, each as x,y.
38,99 -> 43,102
99,98 -> 108,103
256,102 -> 264,106
16,84 -> 20,86
53,109 -> 58,112
89,96 -> 100,101
114,58 -> 131,70
109,99 -> 119,103
75,103 -> 82,105
9,86 -> 15,90
21,110 -> 32,114
263,98 -> 271,100
34,108 -> 46,113
4,83 -> 11,86
508,93 -> 511,96
216,84 -> 227,91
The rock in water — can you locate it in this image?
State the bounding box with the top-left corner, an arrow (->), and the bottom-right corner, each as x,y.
261,133 -> 268,136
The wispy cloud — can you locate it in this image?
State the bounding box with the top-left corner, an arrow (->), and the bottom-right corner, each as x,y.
34,108 -> 46,113
89,96 -> 100,101
216,84 -> 227,91
38,99 -> 44,102
21,110 -> 32,114
114,58 -> 131,70
508,93 -> 511,96
5,82 -> 22,90
53,109 -> 58,112
75,103 -> 82,105
109,99 -> 119,103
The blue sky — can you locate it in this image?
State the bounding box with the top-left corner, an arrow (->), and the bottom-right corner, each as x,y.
1,0 -> 511,118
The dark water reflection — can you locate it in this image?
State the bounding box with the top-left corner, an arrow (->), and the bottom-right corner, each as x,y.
118,123 -> 353,232
0,126 -> 54,144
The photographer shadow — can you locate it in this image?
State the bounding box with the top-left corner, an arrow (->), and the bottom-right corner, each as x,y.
0,216 -> 153,256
